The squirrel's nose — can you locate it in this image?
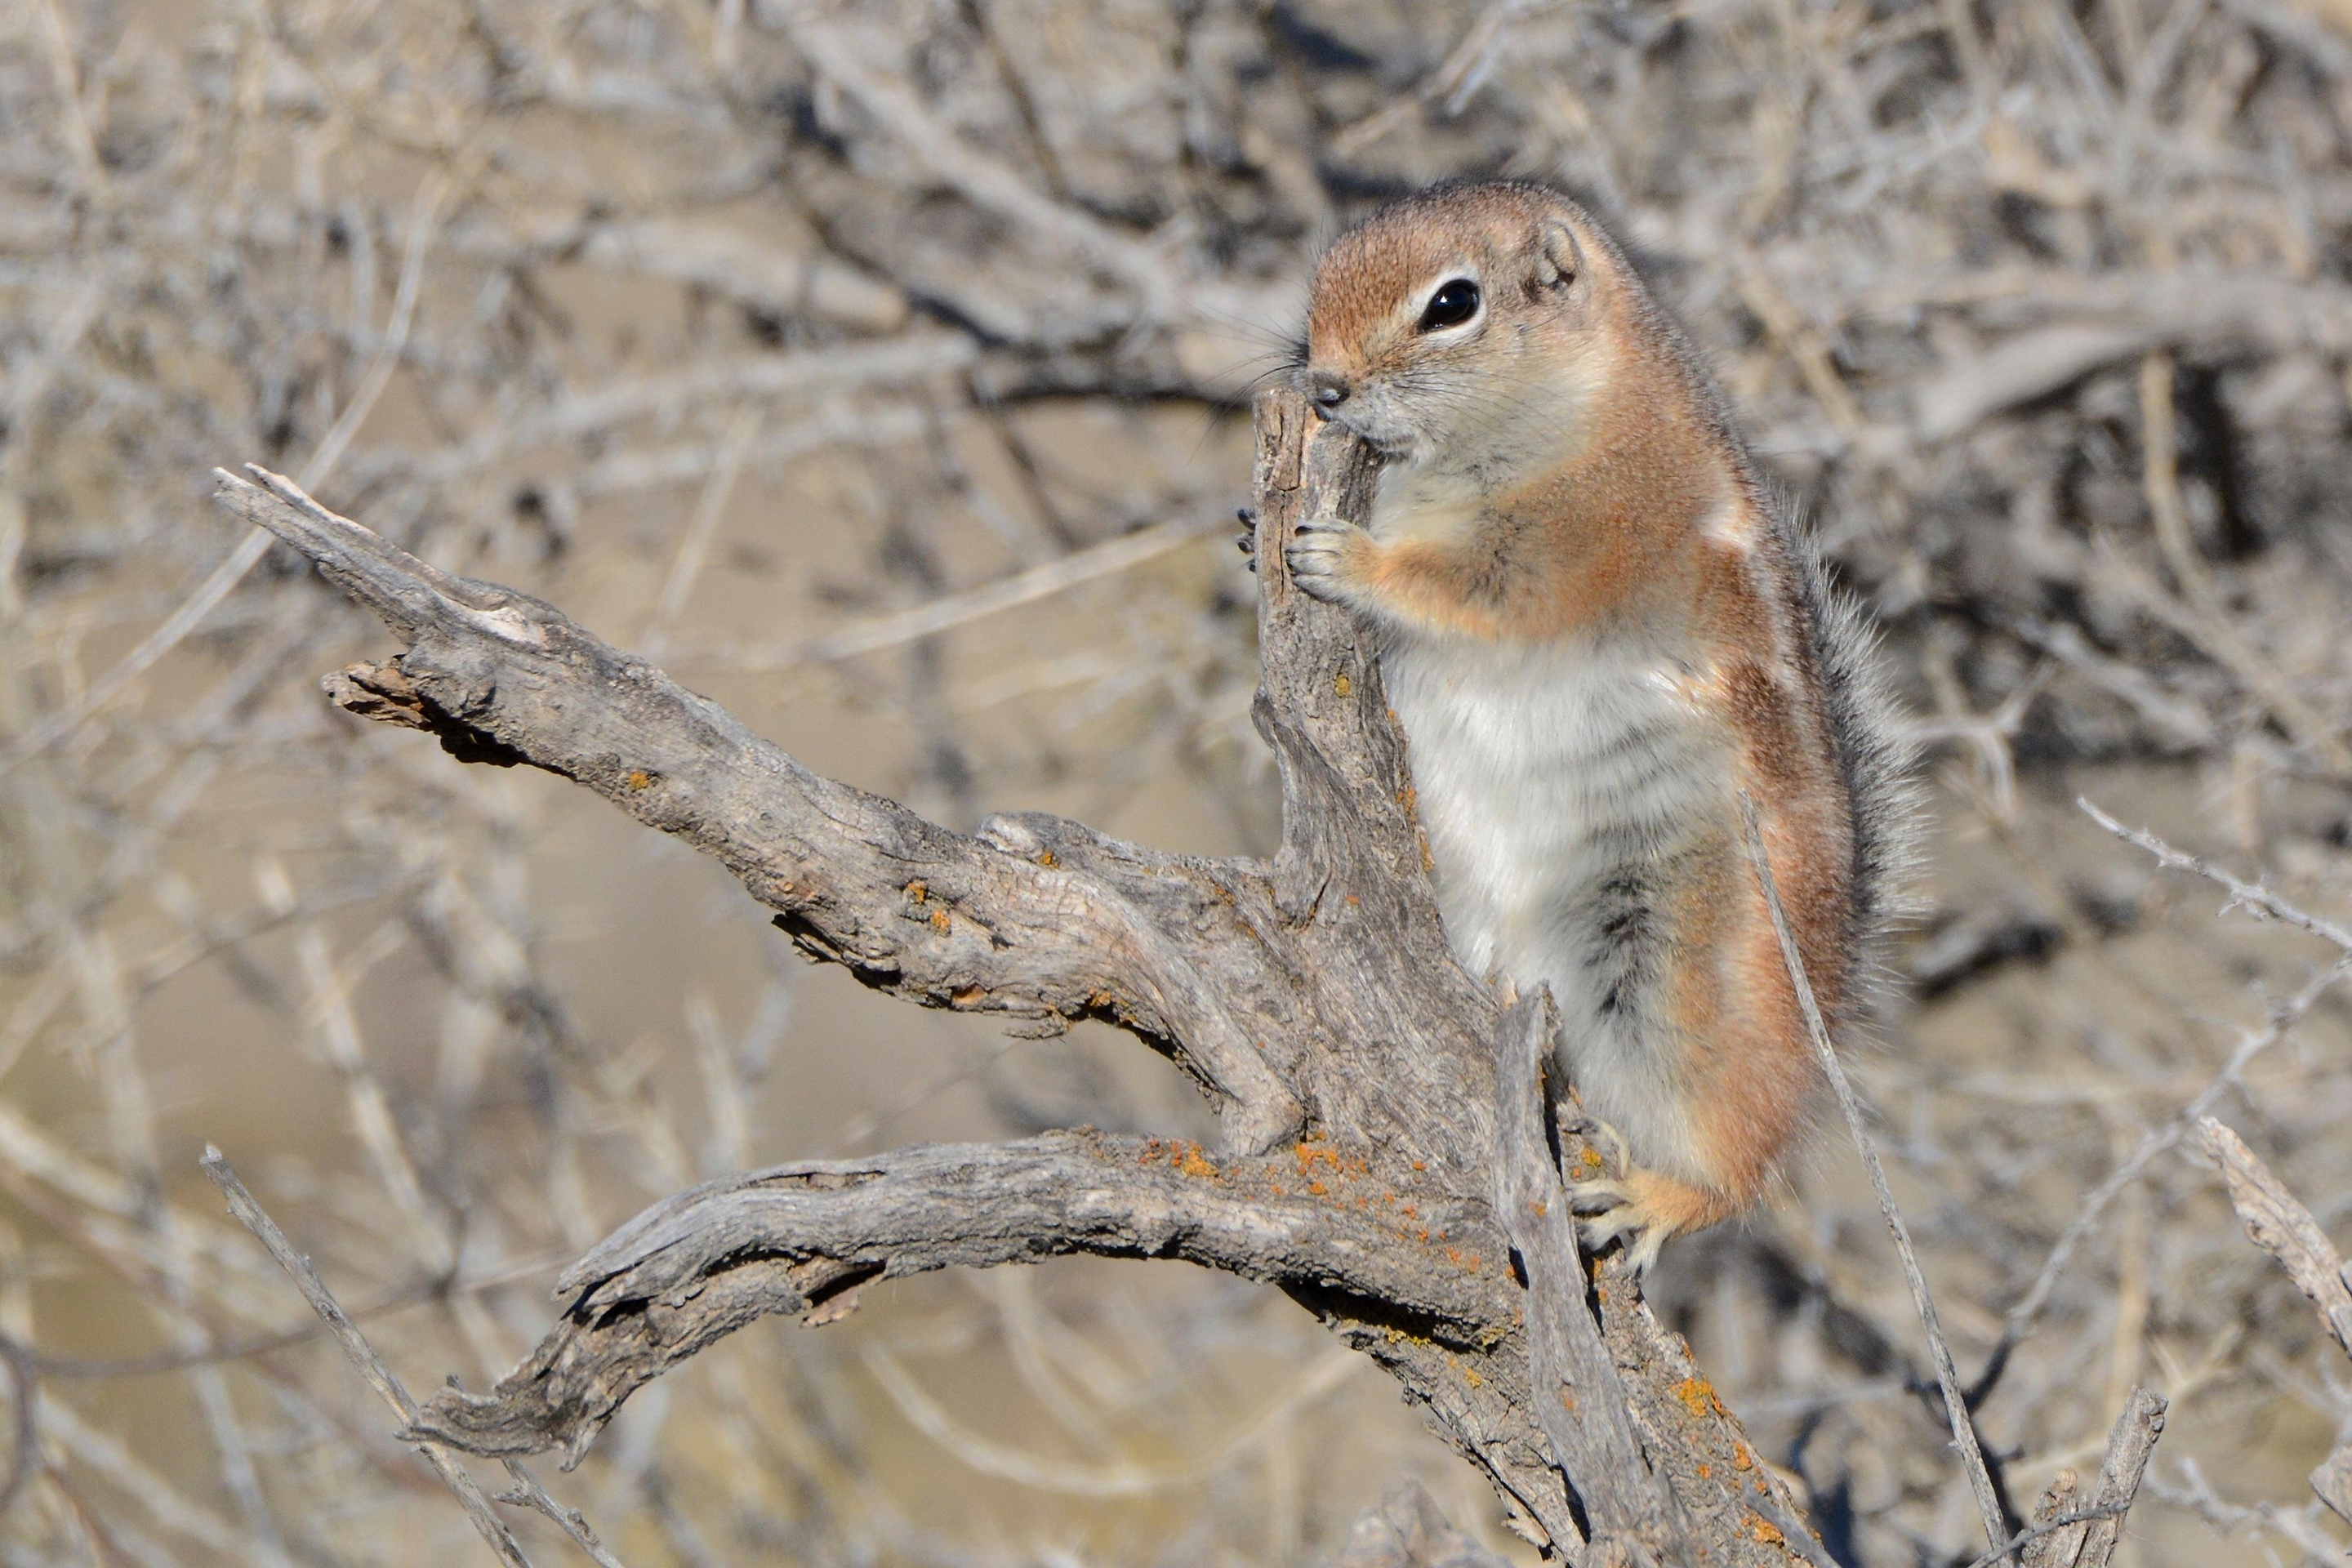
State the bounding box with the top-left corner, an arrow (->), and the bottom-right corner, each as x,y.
1298,369 -> 1352,414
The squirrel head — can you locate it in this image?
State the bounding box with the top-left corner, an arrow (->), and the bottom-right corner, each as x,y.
1296,182 -> 1621,488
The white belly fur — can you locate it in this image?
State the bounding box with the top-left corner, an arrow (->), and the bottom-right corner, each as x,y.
1383,630 -> 1731,1183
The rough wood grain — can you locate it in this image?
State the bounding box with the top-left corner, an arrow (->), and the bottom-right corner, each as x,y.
209,389 -> 1836,1565
404,1132 -> 1515,1465
1491,994 -> 1669,1558
2071,1389 -> 2166,1568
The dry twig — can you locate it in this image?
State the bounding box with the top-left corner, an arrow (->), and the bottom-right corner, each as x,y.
1740,793 -> 2012,1561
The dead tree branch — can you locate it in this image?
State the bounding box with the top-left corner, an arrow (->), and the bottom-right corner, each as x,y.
2013,1388 -> 2166,1568
1491,994 -> 1671,1550
216,389 -> 1865,1565
405,1132 -> 1515,1464
198,1147 -> 541,1567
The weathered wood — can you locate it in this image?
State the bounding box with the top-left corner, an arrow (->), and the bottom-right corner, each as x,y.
404,1132 -> 1515,1465
1592,1271 -> 1836,1568
2072,1389 -> 2166,1568
214,462 -> 1304,1154
208,389 -> 1831,1564
1491,995 -> 1669,1556
2196,1117 -> 2352,1355
2011,1388 -> 2165,1568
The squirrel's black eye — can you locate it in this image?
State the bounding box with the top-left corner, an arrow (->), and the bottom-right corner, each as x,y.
1418,278 -> 1481,332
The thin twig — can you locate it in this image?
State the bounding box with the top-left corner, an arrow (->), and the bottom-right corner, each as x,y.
1740,792 -> 2013,1561
495,1462 -> 631,1568
198,1147 -> 540,1568
2079,797 -> 2352,951
1962,1500 -> 2129,1568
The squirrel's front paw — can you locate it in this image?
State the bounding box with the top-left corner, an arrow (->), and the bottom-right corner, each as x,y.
1284,514 -> 1372,604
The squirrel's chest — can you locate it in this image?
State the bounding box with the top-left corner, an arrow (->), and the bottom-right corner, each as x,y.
1380,633 -> 1730,966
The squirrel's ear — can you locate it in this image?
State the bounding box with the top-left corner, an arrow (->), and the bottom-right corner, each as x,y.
1535,218 -> 1584,290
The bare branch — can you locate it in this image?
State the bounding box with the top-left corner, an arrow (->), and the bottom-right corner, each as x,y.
2071,1389 -> 2167,1568
408,1132 -> 1512,1464
2015,1392 -> 2166,1568
1591,1280 -> 1839,1568
2194,1118 -> 2352,1356
2080,799 -> 2352,951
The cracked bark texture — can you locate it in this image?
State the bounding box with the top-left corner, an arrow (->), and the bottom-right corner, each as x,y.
211,389 -> 1820,1566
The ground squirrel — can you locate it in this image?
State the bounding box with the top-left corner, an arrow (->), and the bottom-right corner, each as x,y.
1274,180 -> 1914,1269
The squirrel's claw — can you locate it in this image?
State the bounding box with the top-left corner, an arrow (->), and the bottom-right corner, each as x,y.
1235,507 -> 1258,572
1563,1138 -> 1731,1276
1559,1116 -> 1669,1273
1571,1185 -> 1670,1276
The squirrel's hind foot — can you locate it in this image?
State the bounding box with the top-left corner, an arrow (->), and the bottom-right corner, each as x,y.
1564,1143 -> 1735,1275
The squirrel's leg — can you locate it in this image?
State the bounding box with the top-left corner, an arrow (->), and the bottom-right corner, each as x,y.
1561,825 -> 1825,1269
